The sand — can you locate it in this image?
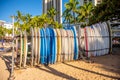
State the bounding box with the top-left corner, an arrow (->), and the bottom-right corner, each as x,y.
14,54 -> 120,80
0,43 -> 120,80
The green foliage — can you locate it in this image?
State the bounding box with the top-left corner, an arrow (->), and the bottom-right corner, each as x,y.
0,26 -> 12,38
63,0 -> 94,26
0,26 -> 5,37
89,0 -> 120,25
46,8 -> 63,28
77,2 -> 94,25
14,8 -> 62,33
63,0 -> 120,27
47,7 -> 58,21
14,11 -> 32,33
63,0 -> 80,24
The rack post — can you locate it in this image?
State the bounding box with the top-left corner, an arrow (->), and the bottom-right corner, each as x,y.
9,16 -> 15,80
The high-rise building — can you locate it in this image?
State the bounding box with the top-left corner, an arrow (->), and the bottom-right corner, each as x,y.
79,0 -> 102,6
42,0 -> 62,23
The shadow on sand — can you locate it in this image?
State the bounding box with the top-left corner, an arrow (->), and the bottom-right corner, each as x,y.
36,66 -> 77,80
0,54 -> 12,72
63,62 -> 120,80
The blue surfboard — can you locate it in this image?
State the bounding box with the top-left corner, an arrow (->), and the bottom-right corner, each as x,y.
49,28 -> 54,64
40,29 -> 44,64
45,28 -> 51,64
71,26 -> 78,60
64,26 -> 78,60
49,28 -> 57,64
43,28 -> 47,64
53,29 -> 57,63
40,28 -> 47,64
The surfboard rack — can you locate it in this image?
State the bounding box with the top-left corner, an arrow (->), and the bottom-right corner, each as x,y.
12,21 -> 114,72
9,74 -> 15,80
107,20 -> 120,54
79,50 -> 93,63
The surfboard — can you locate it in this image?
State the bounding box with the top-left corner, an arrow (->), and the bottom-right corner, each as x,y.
15,35 -> 19,60
37,28 -> 40,64
71,30 -> 74,60
71,26 -> 79,60
103,22 -> 109,54
94,24 -> 100,56
105,21 -> 112,54
84,27 -> 88,57
102,22 -> 108,55
86,27 -> 90,57
60,29 -> 64,62
40,29 -> 45,64
93,25 -> 98,56
30,27 -> 34,66
70,30 -> 74,61
23,31 -> 28,67
98,23 -> 105,55
95,24 -> 100,56
49,28 -> 56,64
53,29 -> 57,63
100,23 -> 107,54
90,26 -> 95,56
20,31 -> 23,68
56,29 -> 61,62
63,29 -> 68,61
34,28 -> 37,65
79,28 -> 85,55
89,27 -> 93,57
43,28 -> 47,64
45,28 -> 51,64
66,30 -> 71,61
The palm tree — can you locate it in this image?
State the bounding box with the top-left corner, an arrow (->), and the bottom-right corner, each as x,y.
47,7 -> 58,22
77,2 -> 94,25
47,8 -> 63,28
14,11 -> 23,31
64,0 -> 79,24
62,9 -> 73,24
15,11 -> 22,22
14,11 -> 33,32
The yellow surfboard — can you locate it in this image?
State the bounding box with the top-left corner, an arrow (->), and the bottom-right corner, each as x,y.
56,29 -> 61,62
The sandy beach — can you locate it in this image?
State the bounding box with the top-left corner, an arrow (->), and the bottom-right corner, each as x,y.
0,44 -> 120,80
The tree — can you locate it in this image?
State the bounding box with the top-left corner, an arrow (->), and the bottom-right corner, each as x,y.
47,8 -> 62,28
77,2 -> 94,25
0,26 -> 12,39
0,26 -> 5,38
63,0 -> 79,24
63,8 -> 73,23
14,9 -> 62,33
89,0 -> 120,25
47,7 -> 58,22
14,11 -> 33,32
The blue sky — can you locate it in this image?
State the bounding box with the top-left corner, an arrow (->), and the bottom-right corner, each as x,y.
0,0 -> 68,23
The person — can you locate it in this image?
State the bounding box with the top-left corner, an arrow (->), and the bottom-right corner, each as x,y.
1,39 -> 4,46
